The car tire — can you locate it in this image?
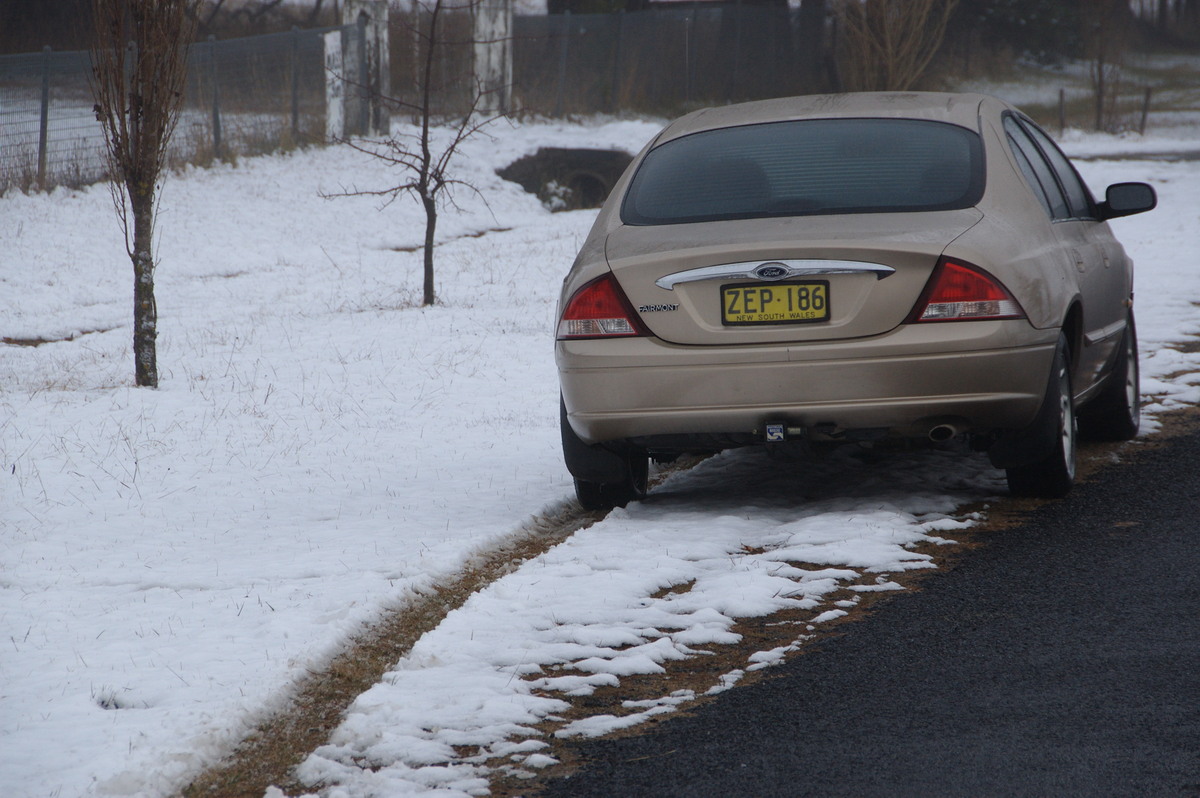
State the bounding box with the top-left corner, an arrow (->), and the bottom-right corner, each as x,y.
1006,333 -> 1077,499
574,452 -> 649,511
1079,311 -> 1140,442
561,397 -> 649,511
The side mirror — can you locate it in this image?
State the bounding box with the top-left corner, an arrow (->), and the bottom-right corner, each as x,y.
1100,182 -> 1157,220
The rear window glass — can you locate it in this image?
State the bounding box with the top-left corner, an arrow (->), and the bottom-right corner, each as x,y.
621,118 -> 985,225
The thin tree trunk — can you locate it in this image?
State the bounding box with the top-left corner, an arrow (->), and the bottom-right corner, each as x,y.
328,0 -> 490,308
419,0 -> 439,307
91,0 -> 195,389
131,190 -> 158,387
423,196 -> 437,306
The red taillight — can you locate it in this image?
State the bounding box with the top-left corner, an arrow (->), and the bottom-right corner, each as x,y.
907,259 -> 1026,323
557,274 -> 649,339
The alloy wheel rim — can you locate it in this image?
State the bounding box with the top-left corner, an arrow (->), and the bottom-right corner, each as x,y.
1060,367 -> 1077,480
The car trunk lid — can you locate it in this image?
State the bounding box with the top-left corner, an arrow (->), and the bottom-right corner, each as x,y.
604,209 -> 983,346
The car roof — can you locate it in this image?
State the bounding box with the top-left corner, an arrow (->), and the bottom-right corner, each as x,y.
653,92 -> 1007,145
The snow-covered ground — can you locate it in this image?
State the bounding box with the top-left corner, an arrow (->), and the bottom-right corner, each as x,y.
2,113 -> 1199,798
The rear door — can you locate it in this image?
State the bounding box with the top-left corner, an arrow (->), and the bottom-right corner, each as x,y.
1005,116 -> 1130,389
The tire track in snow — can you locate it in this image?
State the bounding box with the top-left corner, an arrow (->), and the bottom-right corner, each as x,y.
181,501 -> 607,798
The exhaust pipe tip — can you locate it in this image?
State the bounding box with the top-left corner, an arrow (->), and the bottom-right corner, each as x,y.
928,423 -> 960,443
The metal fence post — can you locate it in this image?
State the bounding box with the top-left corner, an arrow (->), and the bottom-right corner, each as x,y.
37,46 -> 51,186
357,13 -> 369,135
209,36 -> 222,158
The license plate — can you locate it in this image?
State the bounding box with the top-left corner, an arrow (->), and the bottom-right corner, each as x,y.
721,281 -> 830,325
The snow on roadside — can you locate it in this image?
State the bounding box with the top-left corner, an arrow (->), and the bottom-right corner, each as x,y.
1,119 -> 658,798
2,114 -> 1199,798
293,446 -> 998,796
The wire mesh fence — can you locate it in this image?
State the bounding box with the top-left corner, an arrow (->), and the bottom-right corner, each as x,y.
385,5 -> 818,122
1,6 -> 822,192
511,6 -> 812,118
387,7 -> 479,120
0,25 -> 348,192
0,48 -> 104,191
181,27 -> 342,164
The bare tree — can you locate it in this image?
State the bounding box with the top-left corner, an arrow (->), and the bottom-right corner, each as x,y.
90,0 -> 198,387
337,0 -> 502,307
835,0 -> 958,92
1082,0 -> 1133,132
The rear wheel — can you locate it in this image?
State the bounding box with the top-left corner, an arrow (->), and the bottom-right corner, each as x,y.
574,452 -> 648,511
1007,334 -> 1077,499
1079,311 -> 1139,442
561,397 -> 649,511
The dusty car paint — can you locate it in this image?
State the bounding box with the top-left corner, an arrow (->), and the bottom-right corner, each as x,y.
555,92 -> 1154,506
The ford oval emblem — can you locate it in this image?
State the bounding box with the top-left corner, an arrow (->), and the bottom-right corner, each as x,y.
754,263 -> 789,281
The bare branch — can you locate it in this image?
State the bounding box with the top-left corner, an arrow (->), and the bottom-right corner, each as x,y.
329,0 -> 504,306
836,0 -> 957,92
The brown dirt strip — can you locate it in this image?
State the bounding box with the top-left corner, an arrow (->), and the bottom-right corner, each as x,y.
181,503 -> 607,798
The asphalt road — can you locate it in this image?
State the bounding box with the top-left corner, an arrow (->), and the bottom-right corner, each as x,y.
541,428 -> 1200,798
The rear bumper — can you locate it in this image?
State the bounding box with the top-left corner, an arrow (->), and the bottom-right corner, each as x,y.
557,320 -> 1057,445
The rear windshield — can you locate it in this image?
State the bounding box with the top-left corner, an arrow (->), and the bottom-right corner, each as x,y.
621,118 -> 985,225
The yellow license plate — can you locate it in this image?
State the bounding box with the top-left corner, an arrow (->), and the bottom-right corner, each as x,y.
721,281 -> 830,325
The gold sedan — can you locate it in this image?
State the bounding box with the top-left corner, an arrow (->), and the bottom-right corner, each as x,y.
556,93 -> 1156,509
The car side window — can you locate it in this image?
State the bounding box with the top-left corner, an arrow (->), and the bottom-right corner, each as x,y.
1019,120 -> 1097,220
1006,134 -> 1053,216
1004,116 -> 1070,220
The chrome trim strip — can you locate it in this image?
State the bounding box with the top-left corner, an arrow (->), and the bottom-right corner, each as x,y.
1083,318 -> 1127,347
655,260 -> 896,290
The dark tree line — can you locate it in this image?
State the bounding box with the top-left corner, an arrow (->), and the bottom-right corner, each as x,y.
1148,0 -> 1200,31
0,0 -> 94,52
951,0 -> 1089,63
952,0 -> 1200,61
7,1 -> 1200,58
0,0 -> 336,53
